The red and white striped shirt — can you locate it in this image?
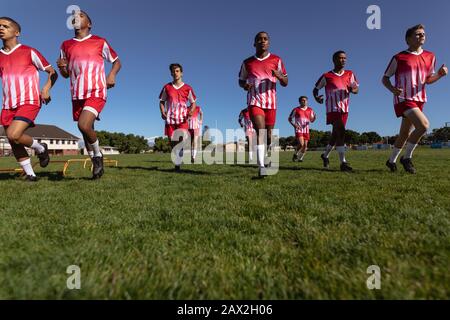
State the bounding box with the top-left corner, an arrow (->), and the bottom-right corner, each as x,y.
0,44 -> 51,109
188,106 -> 202,130
384,50 -> 436,104
159,83 -> 196,125
239,53 -> 287,110
60,34 -> 118,101
315,70 -> 358,114
238,108 -> 254,133
289,106 -> 315,134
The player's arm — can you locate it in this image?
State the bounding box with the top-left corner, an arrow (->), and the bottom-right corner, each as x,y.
310,110 -> 317,123
56,57 -> 70,79
239,80 -> 253,91
312,88 -> 324,104
288,111 -> 296,128
159,101 -> 167,120
188,101 -> 197,117
426,64 -> 448,84
382,76 -> 403,96
199,108 -> 203,123
106,58 -> 122,89
40,66 -> 58,105
272,70 -> 288,87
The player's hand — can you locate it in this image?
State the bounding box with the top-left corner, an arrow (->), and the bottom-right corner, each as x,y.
392,87 -> 403,96
40,89 -> 51,105
314,95 -> 324,104
56,58 -> 68,69
106,74 -> 116,89
438,64 -> 448,77
272,69 -> 284,80
243,83 -> 253,91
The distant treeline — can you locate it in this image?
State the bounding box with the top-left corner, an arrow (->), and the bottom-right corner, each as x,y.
97,131 -> 150,154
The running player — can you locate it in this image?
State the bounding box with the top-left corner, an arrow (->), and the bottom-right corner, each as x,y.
288,96 -> 316,162
57,10 -> 121,179
159,63 -> 197,171
239,31 -> 288,176
0,17 -> 57,181
383,24 -> 447,174
313,51 -> 359,172
188,105 -> 202,163
238,107 -> 255,161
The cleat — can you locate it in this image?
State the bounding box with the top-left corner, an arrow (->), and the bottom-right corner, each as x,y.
298,158 -> 303,163
292,154 -> 298,162
340,162 -> 353,172
24,175 -> 38,182
175,165 -> 181,172
321,153 -> 330,168
400,156 -> 416,174
385,160 -> 397,172
191,157 -> 195,164
92,155 -> 104,179
37,143 -> 50,167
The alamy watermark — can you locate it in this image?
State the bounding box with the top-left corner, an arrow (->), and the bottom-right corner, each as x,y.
66,265 -> 81,290
366,5 -> 381,30
366,265 -> 381,290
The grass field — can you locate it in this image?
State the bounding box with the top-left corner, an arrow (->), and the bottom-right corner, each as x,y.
0,148 -> 449,299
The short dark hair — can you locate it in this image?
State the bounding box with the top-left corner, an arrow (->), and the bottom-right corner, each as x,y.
254,31 -> 269,43
169,63 -> 183,73
333,50 -> 346,61
299,96 -> 308,102
0,17 -> 21,33
405,24 -> 425,43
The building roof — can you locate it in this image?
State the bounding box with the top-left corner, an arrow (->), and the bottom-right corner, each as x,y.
0,124 -> 79,140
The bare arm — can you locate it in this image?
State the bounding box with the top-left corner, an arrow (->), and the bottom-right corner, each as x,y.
188,101 -> 197,117
159,101 -> 167,120
313,88 -> 324,104
382,76 -> 403,96
56,58 -> 70,78
426,64 -> 448,84
106,59 -> 122,89
272,70 -> 288,87
199,109 -> 203,123
40,66 -> 58,105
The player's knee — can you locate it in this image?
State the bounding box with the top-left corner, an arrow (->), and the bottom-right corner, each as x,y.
77,121 -> 90,134
6,131 -> 21,144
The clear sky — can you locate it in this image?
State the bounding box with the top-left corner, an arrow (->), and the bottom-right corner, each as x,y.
2,0 -> 450,140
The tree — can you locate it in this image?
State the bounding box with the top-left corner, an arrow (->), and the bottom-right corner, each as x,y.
153,137 -> 171,153
96,131 -> 150,154
362,131 -> 382,144
344,130 -> 361,145
430,126 -> 449,142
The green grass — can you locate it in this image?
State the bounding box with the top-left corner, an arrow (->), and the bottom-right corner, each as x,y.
0,148 -> 449,299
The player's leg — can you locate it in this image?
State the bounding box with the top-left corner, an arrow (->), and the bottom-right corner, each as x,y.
250,109 -> 267,175
78,110 -> 103,178
321,114 -> 336,168
334,118 -> 351,171
5,121 -> 38,180
190,130 -> 195,163
293,135 -> 301,162
299,137 -> 308,161
399,108 -> 429,174
386,117 -> 413,172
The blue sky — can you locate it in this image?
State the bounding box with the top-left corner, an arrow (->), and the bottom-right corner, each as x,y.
2,0 -> 450,140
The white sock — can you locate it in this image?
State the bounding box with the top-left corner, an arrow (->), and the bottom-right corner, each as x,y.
299,153 -> 305,161
404,142 -> 418,159
336,146 -> 346,163
20,158 -> 35,177
323,144 -> 334,158
31,139 -> 45,154
389,146 -> 402,163
257,144 -> 265,168
90,140 -> 102,157
193,149 -> 197,159
249,151 -> 253,161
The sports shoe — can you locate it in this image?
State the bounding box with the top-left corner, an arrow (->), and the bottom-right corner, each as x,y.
24,175 -> 38,182
92,155 -> 104,179
321,153 -> 330,168
175,165 -> 181,172
385,160 -> 397,172
37,143 -> 50,168
191,156 -> 195,164
292,154 -> 298,162
340,162 -> 353,172
400,156 -> 416,174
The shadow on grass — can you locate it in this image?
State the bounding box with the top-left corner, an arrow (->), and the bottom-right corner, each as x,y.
111,166 -> 212,176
